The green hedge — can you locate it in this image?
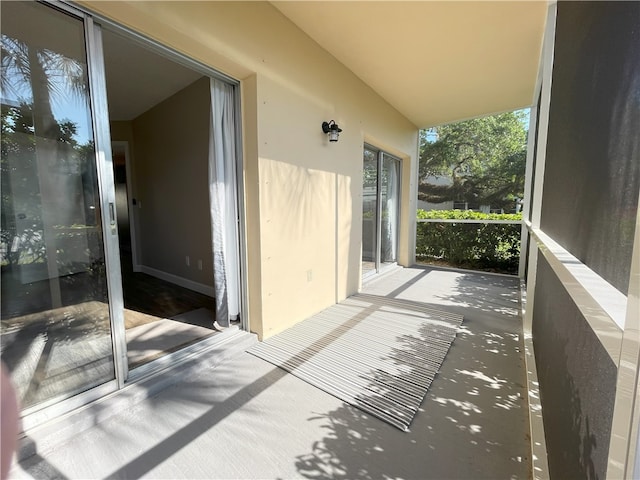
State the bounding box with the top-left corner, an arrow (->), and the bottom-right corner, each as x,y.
416,209 -> 522,275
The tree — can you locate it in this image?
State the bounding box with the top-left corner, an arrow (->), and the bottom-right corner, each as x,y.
1,102 -> 96,267
1,30 -> 95,269
418,110 -> 528,212
1,33 -> 87,142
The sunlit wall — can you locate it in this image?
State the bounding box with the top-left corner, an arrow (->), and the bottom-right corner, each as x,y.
79,1 -> 419,339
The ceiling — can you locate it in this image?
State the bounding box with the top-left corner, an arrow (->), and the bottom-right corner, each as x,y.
102,30 -> 202,121
272,1 -> 548,128
95,2 -> 548,128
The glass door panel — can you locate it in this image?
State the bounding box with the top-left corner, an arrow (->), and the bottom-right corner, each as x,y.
380,154 -> 401,266
362,145 -> 401,278
1,2 -> 116,410
362,147 -> 378,276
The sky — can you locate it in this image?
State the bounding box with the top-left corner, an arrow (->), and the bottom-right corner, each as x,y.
1,34 -> 93,145
422,108 -> 531,144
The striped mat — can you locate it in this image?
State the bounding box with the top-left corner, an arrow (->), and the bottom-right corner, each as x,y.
247,293 -> 463,431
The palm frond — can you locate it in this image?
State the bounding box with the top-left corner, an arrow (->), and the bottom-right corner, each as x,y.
1,35 -> 32,101
38,48 -> 87,104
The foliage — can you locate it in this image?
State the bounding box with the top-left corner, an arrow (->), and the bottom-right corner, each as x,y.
415,209 -> 522,275
1,33 -> 87,108
419,111 -> 528,212
1,103 -> 95,266
2,29 -> 99,267
417,208 -> 522,221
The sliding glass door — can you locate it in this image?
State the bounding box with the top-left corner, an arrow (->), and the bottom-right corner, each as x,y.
1,2 -> 119,413
361,145 -> 401,278
1,0 -> 244,429
362,148 -> 378,276
380,153 -> 401,267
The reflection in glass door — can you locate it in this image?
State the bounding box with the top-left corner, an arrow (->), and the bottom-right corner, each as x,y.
361,145 -> 401,278
0,2 -> 116,411
362,148 -> 378,276
380,153 -> 400,268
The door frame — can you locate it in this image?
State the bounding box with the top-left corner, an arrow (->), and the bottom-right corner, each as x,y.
18,0 -> 249,430
85,17 -> 129,386
111,140 -> 140,271
362,144 -> 402,280
92,1 -> 252,343
14,2 -> 124,430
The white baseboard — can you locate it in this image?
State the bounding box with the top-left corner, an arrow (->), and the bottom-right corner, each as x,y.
139,265 -> 215,297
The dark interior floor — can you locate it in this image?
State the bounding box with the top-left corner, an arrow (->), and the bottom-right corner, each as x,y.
119,242 -> 216,329
0,246 -> 216,328
0,242 -> 218,406
118,242 -> 218,368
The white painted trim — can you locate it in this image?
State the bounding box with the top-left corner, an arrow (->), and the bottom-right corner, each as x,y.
529,225 -> 627,330
523,247 -> 538,335
528,224 -> 624,363
607,188 -> 640,479
416,219 -> 521,225
412,262 -> 517,279
530,4 -> 556,230
140,265 -> 215,297
523,0 -> 557,345
522,5 -> 556,479
519,104 -> 539,278
408,132 -> 419,267
523,334 -> 550,480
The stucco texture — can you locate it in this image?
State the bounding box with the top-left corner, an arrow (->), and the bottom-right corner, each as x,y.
80,1 -> 419,339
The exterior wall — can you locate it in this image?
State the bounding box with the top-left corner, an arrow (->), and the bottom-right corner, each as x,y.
530,2 -> 640,478
533,256 -> 617,479
81,1 -> 419,339
131,76 -> 214,288
540,1 -> 640,296
417,200 -> 453,211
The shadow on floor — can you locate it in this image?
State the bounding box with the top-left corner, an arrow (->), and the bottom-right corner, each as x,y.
14,266 -> 530,479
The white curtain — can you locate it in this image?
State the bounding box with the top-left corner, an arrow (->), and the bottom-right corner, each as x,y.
209,78 -> 240,327
383,156 -> 400,263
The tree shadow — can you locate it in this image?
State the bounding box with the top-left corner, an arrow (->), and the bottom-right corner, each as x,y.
293,265 -> 530,479
12,265 -> 532,479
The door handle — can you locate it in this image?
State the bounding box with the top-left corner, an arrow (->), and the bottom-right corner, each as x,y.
109,202 -> 116,230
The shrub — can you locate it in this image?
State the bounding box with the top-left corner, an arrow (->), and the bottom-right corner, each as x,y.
416,209 -> 522,275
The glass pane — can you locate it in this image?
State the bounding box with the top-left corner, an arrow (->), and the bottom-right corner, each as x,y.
1,2 -> 115,409
380,154 -> 400,266
362,148 -> 378,275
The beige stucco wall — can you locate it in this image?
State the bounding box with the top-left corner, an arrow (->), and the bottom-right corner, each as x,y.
80,1 -> 419,339
131,76 -> 214,288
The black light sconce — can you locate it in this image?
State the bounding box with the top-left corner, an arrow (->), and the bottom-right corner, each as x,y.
322,120 -> 342,142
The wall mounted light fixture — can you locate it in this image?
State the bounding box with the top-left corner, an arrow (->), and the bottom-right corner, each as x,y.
322,120 -> 342,142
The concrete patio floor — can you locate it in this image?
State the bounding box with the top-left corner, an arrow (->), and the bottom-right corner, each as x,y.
11,265 -> 530,479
